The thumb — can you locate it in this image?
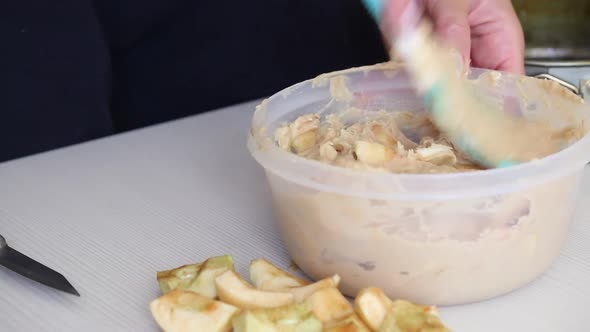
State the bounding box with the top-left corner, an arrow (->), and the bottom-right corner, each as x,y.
383,0 -> 471,68
383,0 -> 421,37
423,0 -> 471,67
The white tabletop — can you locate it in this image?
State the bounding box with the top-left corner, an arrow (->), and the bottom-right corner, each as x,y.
0,100 -> 589,332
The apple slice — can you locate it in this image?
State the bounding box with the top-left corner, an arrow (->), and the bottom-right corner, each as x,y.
149,289 -> 239,332
378,300 -> 450,332
215,270 -> 295,309
157,263 -> 201,294
156,255 -> 234,297
354,287 -> 393,331
249,259 -> 310,290
188,255 -> 235,298
324,314 -> 371,332
232,303 -> 322,332
294,316 -> 324,332
286,274 -> 341,303
231,312 -> 277,332
355,288 -> 451,332
304,287 -> 354,325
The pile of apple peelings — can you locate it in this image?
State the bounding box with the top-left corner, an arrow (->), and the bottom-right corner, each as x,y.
150,255 -> 452,332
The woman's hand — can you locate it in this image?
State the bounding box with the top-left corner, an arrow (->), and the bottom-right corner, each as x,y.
384,0 -> 525,74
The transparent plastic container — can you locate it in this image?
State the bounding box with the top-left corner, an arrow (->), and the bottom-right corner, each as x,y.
247,64 -> 590,306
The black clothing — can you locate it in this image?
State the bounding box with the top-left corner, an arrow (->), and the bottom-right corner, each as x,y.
0,1 -> 387,162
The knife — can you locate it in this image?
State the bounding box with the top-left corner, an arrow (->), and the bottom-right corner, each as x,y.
0,234 -> 79,296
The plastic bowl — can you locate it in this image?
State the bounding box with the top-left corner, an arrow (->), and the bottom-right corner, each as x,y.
247,63 -> 590,306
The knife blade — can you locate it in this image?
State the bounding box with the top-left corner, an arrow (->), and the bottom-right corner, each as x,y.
0,234 -> 79,296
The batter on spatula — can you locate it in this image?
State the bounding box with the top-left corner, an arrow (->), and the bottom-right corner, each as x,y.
395,21 -> 563,168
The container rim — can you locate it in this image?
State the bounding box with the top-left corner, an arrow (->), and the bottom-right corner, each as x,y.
247,65 -> 590,201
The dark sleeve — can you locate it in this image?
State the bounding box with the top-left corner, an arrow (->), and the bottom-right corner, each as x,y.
95,0 -> 389,131
0,0 -> 387,162
0,0 -> 113,162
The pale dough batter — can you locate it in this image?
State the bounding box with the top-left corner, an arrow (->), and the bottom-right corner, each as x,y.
274,110 -> 484,174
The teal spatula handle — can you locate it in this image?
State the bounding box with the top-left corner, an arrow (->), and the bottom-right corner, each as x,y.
362,0 -> 386,21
